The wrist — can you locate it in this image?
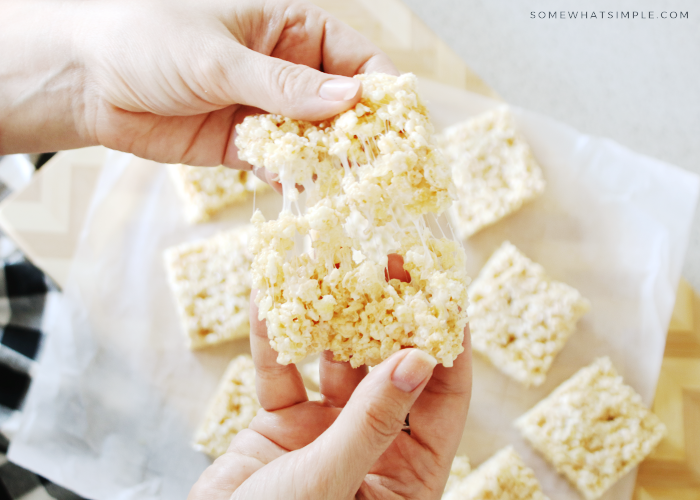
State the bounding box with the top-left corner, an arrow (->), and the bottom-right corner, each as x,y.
0,1 -> 94,154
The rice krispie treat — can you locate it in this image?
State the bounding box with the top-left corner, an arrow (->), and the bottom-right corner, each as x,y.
235,73 -> 469,368
443,455 -> 471,496
438,106 -> 545,239
443,447 -> 549,500
164,226 -> 253,349
194,354 -> 260,458
515,357 -> 666,500
469,241 -> 590,386
169,164 -> 268,223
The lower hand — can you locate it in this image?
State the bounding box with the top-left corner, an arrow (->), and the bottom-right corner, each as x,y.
188,300 -> 472,499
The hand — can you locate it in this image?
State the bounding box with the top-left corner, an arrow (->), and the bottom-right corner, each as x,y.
188,266 -> 472,499
0,0 -> 397,176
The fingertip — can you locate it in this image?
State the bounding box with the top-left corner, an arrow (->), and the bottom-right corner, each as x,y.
285,75 -> 362,122
387,253 -> 411,283
390,349 -> 436,393
319,77 -> 361,102
224,156 -> 253,171
264,168 -> 283,194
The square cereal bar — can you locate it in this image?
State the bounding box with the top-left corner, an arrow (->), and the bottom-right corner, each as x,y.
443,447 -> 549,500
169,164 -> 268,223
194,354 -> 260,458
515,357 -> 666,500
469,241 -> 590,386
164,226 -> 253,349
438,106 -> 545,239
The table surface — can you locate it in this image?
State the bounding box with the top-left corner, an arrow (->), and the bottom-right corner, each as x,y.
402,0 -> 700,295
0,0 -> 697,498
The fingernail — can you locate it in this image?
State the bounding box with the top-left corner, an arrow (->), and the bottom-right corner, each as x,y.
319,79 -> 361,101
391,350 -> 437,393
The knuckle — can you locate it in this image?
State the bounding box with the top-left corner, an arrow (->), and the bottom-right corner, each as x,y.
272,63 -> 313,115
362,400 -> 404,441
254,362 -> 286,380
193,41 -> 237,102
197,46 -> 229,88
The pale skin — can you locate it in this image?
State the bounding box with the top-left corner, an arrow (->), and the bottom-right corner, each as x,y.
188,290 -> 471,499
1,0 -> 391,186
1,0 -> 473,497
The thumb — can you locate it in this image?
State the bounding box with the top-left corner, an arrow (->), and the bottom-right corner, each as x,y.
305,349 -> 437,497
224,45 -> 362,121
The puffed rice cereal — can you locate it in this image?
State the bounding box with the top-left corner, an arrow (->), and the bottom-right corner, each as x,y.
438,106 -> 545,239
443,455 -> 471,497
469,241 -> 590,386
515,357 -> 666,500
169,164 -> 268,223
194,354 -> 260,458
164,226 -> 253,349
443,447 -> 549,500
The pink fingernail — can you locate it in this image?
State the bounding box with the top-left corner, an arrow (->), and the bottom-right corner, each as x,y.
391,350 -> 437,393
319,79 -> 361,101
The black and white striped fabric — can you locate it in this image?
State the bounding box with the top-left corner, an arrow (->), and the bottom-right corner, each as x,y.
0,158 -> 87,500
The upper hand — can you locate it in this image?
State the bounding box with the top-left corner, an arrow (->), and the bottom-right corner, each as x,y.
81,0 -> 398,170
0,0 -> 397,162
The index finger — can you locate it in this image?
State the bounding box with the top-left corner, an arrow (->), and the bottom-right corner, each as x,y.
320,14 -> 400,76
262,2 -> 399,77
249,291 -> 309,411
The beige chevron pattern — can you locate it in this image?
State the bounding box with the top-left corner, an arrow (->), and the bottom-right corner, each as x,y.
0,1 -> 696,498
310,0 -> 499,98
0,146 -> 106,285
635,278 -> 700,499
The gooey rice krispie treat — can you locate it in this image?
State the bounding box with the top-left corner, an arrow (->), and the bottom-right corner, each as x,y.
438,106 -> 545,240
235,73 -> 469,367
443,447 -> 549,500
515,357 -> 666,500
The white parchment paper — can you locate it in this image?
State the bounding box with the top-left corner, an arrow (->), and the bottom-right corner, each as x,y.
8,80 -> 700,500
